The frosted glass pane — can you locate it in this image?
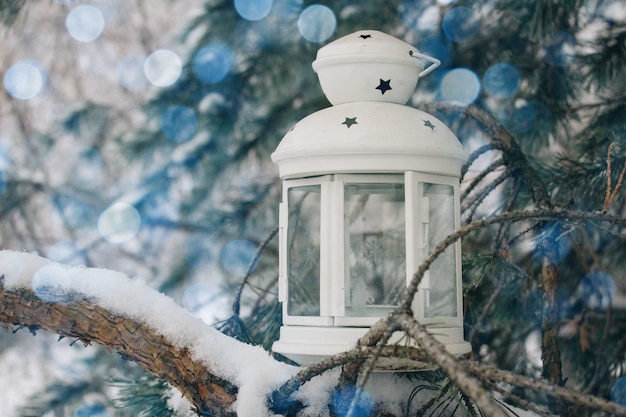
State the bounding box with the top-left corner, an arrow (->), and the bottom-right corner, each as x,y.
344,183 -> 405,317
287,185 -> 321,316
423,184 -> 457,317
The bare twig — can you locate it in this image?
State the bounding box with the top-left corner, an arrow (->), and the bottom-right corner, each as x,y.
398,313 -> 509,417
462,157 -> 506,201
466,361 -> 626,416
232,226 -> 278,316
481,378 -> 557,417
603,142 -> 626,213
461,144 -> 497,179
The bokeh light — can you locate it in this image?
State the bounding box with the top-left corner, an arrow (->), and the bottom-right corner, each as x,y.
577,271 -> 616,310
534,224 -> 573,265
144,49 -> 182,87
442,7 -> 480,43
517,289 -> 543,326
66,5 -> 105,42
272,0 -> 303,19
507,102 -> 536,134
524,331 -> 543,368
527,102 -> 553,136
182,283 -> 216,312
297,5 -> 336,43
3,60 -> 47,100
542,31 -> 575,67
31,263 -> 72,304
440,68 -> 480,105
97,202 -> 141,244
0,141 -> 8,168
184,236 -> 213,269
0,170 -> 6,196
70,148 -> 107,188
192,44 -> 234,84
182,282 -> 223,322
220,239 -> 257,276
53,193 -> 96,229
237,167 -> 273,202
399,4 -> 440,32
73,403 -> 108,417
116,54 -> 148,91
483,62 -> 521,99
416,6 -> 440,31
51,337 -> 95,378
421,40 -> 453,69
332,385 -> 374,417
161,105 -> 198,143
48,240 -> 87,267
235,0 -> 272,21
611,376 -> 626,407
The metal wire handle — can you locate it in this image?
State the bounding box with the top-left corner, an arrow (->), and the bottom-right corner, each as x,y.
410,50 -> 441,78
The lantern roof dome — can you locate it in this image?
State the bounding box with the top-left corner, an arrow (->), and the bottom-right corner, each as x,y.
271,101 -> 468,179
312,30 -> 440,105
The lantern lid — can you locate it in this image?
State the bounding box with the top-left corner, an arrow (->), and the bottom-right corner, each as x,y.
271,101 -> 468,179
314,30 -> 420,63
312,30 -> 440,105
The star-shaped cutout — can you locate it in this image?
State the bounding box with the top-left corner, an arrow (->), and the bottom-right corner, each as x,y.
359,34 -> 372,39
376,79 -> 392,95
342,117 -> 358,128
423,119 -> 436,130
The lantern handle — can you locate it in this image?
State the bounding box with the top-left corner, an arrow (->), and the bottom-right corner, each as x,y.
410,51 -> 441,78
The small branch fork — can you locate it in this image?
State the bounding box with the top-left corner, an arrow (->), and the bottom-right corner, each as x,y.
603,142 -> 626,213
231,226 -> 279,316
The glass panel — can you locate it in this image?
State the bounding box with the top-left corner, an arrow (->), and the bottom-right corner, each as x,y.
423,184 -> 457,318
287,185 -> 321,316
344,183 -> 405,317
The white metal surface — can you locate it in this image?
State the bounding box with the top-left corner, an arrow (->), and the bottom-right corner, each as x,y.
312,30 -> 439,105
271,101 -> 468,180
272,30 -> 470,368
273,325 -> 471,367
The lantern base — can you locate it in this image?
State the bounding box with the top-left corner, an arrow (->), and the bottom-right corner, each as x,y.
272,325 -> 471,370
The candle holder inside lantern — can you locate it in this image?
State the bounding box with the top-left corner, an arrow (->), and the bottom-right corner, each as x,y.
271,30 -> 471,368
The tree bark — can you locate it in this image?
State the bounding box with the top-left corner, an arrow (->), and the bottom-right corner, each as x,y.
0,275 -> 237,417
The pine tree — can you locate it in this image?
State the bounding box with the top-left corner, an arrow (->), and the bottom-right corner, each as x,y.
0,0 -> 625,416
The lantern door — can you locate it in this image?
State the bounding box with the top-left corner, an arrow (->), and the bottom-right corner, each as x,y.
279,176 -> 334,326
406,171 -> 463,328
333,174 -> 406,326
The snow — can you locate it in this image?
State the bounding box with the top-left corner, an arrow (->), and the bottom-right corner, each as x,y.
0,341 -> 54,417
166,385 -> 197,417
0,249 -> 435,416
0,250 -> 297,417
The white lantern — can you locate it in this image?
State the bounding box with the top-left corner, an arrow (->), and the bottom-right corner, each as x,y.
271,30 -> 471,367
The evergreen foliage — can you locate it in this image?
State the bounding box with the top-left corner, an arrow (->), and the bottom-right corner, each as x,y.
0,0 -> 625,416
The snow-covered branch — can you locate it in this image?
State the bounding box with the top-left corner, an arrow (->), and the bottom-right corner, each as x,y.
0,251 -> 295,417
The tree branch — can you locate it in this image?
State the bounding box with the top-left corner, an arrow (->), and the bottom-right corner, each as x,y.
0,274 -> 237,417
420,102 -> 573,414
466,361 -> 626,416
397,313 -> 508,417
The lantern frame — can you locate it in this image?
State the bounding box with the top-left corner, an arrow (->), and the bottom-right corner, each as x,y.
279,171 -> 463,327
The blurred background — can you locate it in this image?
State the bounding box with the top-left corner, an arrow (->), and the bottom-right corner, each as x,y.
1,0 -> 625,416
